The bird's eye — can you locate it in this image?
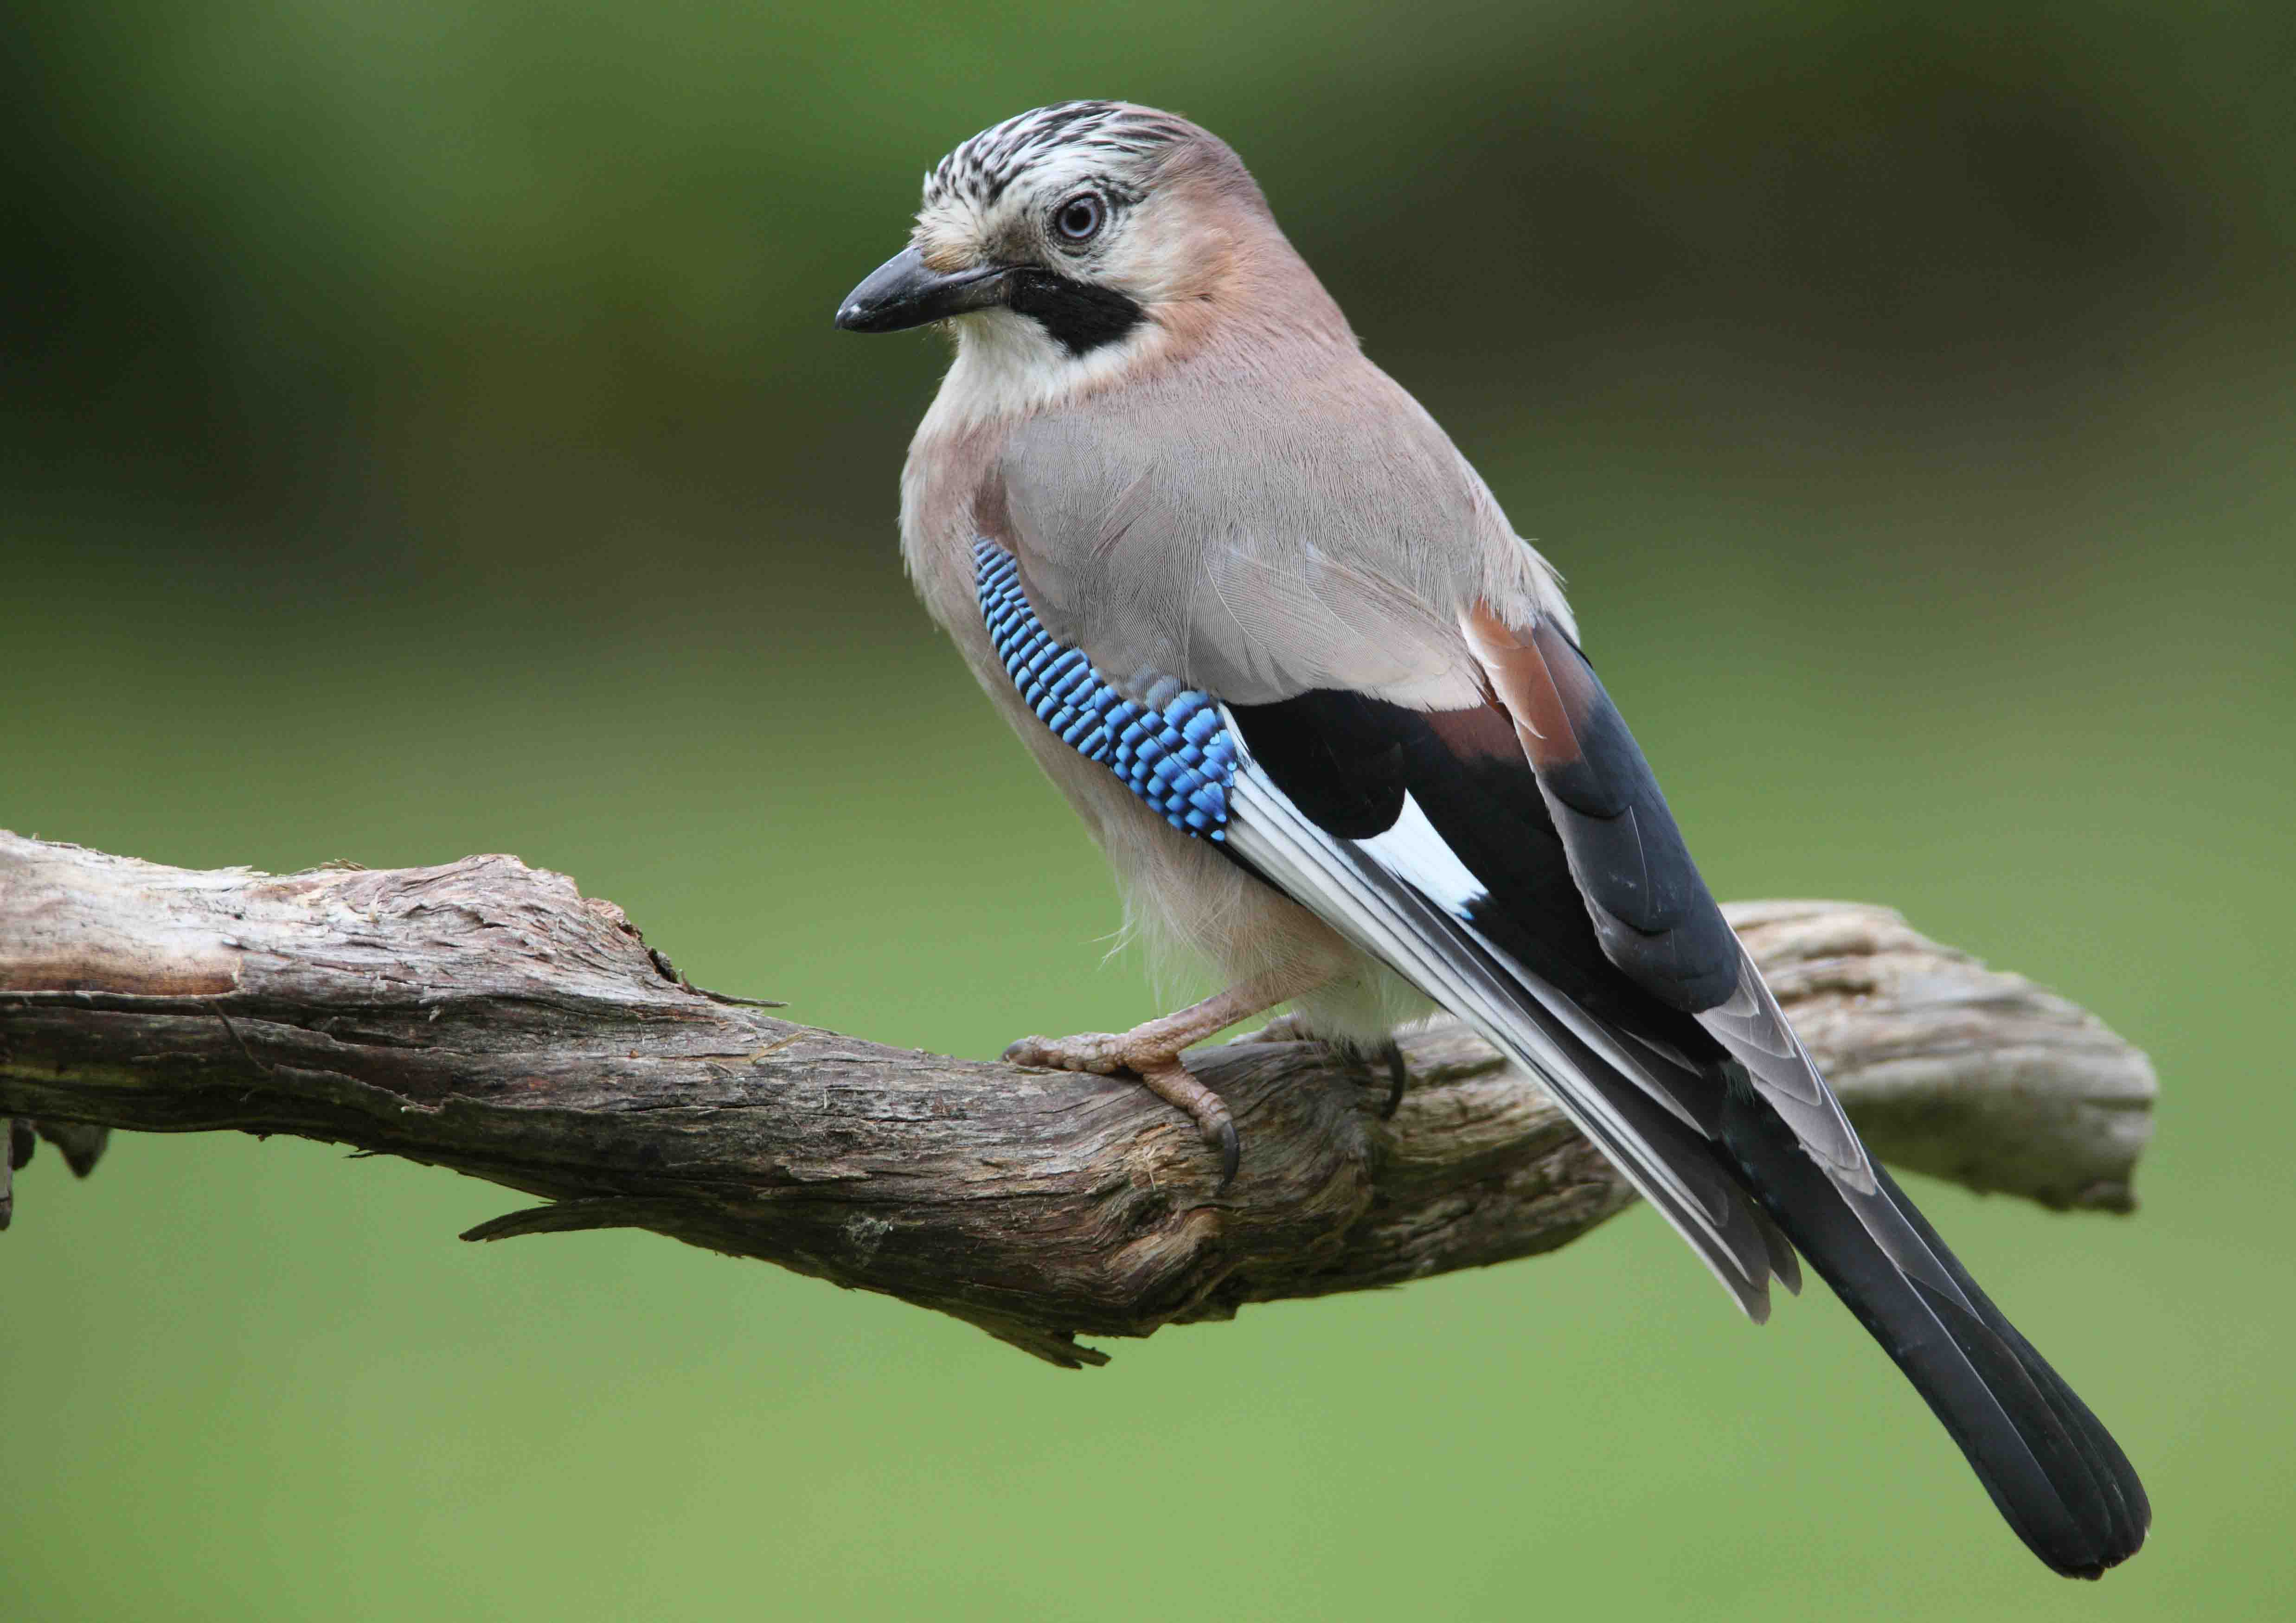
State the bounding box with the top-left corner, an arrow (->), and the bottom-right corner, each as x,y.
1053,193 -> 1106,244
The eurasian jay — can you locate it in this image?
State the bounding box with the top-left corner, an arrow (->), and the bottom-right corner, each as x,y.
835,102 -> 2146,1577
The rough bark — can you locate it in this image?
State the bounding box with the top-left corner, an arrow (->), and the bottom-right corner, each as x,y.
0,831 -> 2155,1367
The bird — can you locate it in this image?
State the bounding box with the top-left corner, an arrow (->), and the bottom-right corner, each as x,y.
834,100 -> 2148,1578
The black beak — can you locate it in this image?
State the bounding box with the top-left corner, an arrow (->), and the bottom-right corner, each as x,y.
834,246 -> 1011,333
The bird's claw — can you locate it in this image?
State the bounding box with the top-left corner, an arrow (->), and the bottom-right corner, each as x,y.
1376,1037 -> 1409,1119
1209,1109 -> 1241,1188
1004,1032 -> 1240,1189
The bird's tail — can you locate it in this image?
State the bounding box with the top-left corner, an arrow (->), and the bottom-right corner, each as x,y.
1719,1080 -> 2149,1578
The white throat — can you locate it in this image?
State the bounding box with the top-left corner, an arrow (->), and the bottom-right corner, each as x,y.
918,307 -> 1165,436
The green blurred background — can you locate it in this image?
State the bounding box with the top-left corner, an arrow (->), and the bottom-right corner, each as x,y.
5,1 -> 2292,1617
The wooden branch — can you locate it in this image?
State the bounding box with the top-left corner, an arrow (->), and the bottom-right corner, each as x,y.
0,831 -> 2155,1367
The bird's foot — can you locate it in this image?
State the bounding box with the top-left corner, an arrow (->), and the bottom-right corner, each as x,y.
1241,1010 -> 1313,1044
1240,1016 -> 1408,1118
1310,1035 -> 1410,1119
1004,1031 -> 1240,1188
1002,973 -> 1330,1190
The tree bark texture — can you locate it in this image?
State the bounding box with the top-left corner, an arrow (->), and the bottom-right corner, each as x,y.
0,832 -> 2155,1367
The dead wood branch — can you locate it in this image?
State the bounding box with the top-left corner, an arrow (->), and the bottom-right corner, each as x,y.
0,832 -> 2155,1366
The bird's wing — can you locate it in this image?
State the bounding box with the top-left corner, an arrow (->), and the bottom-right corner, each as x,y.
980,512 -> 1803,1311
1215,678 -> 1810,1316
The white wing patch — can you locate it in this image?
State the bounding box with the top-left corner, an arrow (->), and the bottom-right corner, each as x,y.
1357,793 -> 1486,916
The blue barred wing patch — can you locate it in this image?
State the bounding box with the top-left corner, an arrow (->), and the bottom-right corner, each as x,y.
974,539 -> 1237,839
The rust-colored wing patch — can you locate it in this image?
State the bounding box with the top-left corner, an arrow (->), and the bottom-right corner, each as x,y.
1459,600 -> 1738,1011
1462,603 -> 1608,784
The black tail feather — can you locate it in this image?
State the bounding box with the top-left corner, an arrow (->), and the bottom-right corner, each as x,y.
1720,1089 -> 2149,1578
1879,1163 -> 2151,1559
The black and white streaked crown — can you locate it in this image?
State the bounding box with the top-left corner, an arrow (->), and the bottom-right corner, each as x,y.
923,101 -> 1195,209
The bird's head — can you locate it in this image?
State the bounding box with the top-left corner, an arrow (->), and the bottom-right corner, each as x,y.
835,102 -> 1333,384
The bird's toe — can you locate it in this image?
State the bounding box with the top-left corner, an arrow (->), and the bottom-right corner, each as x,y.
1002,1033 -> 1125,1075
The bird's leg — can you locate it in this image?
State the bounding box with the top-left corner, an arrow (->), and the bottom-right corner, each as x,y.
1004,969 -> 1326,1187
